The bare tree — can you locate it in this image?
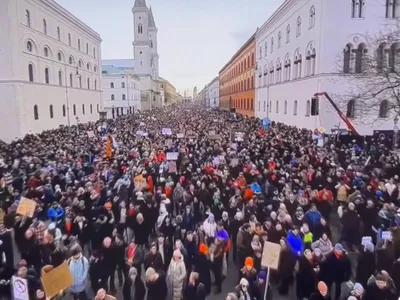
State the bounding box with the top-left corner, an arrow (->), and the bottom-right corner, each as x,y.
333,22 -> 400,126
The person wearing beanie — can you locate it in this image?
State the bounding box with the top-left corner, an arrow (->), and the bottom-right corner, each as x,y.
195,243 -> 211,295
310,281 -> 331,300
235,277 -> 252,300
251,270 -> 273,300
240,256 -> 257,287
355,242 -> 376,287
319,243 -> 351,300
122,267 -> 146,300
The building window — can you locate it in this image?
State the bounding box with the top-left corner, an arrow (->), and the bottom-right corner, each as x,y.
93,47 -> 96,58
79,77 -> 82,88
271,38 -> 274,53
43,19 -> 47,34
58,52 -> 62,61
296,17 -> 302,36
306,45 -> 317,76
276,100 -> 279,113
94,66 -> 97,73
343,44 -> 353,73
111,94 -> 115,100
45,68 -> 50,84
57,27 -> 61,40
355,44 -> 367,73
87,78 -> 90,89
62,105 -> 66,117
269,101 -> 272,113
122,82 -> 125,88
25,10 -> 31,27
68,56 -> 73,64
86,43 -> 89,54
97,104 -> 99,112
346,100 -> 356,117
78,39 -> 81,50
306,100 -> 311,116
49,105 -> 54,118
28,64 -> 34,82
122,94 -> 126,100
69,73 -> 73,87
58,70 -> 63,85
73,104 -> 76,116
386,0 -> 400,18
110,82 -> 114,88
278,32 -> 281,48
379,100 -> 389,117
68,33 -> 71,46
309,6 -> 316,28
79,60 -> 83,68
294,100 -> 298,115
82,104 -> 85,115
284,100 -> 288,114
90,104 -> 93,114
27,41 -> 33,52
33,105 -> 39,120
94,80 -> 97,90
286,25 -> 291,43
259,46 -> 262,59
251,53 -> 255,65
138,23 -> 143,34
44,47 -> 49,57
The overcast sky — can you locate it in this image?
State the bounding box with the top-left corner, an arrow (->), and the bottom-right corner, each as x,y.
56,0 -> 283,94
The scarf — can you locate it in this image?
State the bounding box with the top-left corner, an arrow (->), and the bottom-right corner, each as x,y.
127,245 -> 137,263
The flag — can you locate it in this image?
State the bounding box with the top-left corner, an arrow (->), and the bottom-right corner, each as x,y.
105,135 -> 112,158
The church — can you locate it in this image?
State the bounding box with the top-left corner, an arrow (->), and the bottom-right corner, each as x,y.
102,0 -> 163,112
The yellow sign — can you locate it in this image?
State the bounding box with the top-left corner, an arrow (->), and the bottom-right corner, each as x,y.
16,197 -> 37,218
318,127 -> 326,134
41,262 -> 73,298
261,241 -> 281,270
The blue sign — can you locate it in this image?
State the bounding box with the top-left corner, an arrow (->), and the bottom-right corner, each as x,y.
262,118 -> 270,129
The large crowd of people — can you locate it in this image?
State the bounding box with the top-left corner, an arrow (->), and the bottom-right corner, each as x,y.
0,104 -> 399,300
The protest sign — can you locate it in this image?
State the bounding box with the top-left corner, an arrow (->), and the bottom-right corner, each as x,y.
212,156 -> 220,166
261,241 -> 281,270
12,276 -> 29,300
234,132 -> 245,142
87,131 -> 95,138
166,152 -> 179,160
382,231 -> 392,240
162,128 -> 172,135
230,158 -> 239,167
134,176 -> 147,191
177,133 -> 184,139
209,134 -> 220,140
168,161 -> 177,173
361,236 -> 372,246
165,139 -> 173,148
16,197 -> 36,218
209,130 -> 216,135
41,263 -> 73,299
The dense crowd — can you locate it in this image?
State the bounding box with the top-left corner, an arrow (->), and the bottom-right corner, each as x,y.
0,104 -> 399,300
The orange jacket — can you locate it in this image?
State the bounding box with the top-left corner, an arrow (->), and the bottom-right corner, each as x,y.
317,189 -> 333,202
244,187 -> 254,201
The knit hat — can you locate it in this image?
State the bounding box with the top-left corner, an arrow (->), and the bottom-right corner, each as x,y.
244,257 -> 254,268
257,270 -> 267,280
129,267 -> 138,276
199,243 -> 208,255
334,243 -> 344,251
353,283 -> 364,294
318,281 -> 328,294
239,278 -> 249,286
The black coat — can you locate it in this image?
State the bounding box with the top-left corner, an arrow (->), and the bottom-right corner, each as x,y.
319,252 -> 351,284
123,277 -> 146,300
194,253 -> 212,295
356,250 -> 376,287
296,256 -> 317,299
146,271 -> 168,300
363,283 -> 397,300
278,249 -> 296,279
144,252 -> 164,272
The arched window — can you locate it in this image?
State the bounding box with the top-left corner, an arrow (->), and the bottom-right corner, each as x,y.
86,43 -> 89,54
94,80 -> 97,90
286,25 -> 291,43
276,100 -> 279,113
294,100 -> 298,115
309,6 -> 316,28
58,52 -> 62,61
73,104 -> 76,116
82,104 -> 85,115
87,78 -> 90,89
43,19 -> 47,34
78,60 -> 82,68
379,100 -> 389,118
69,73 -> 73,87
78,39 -> 81,50
247,78 -> 250,89
45,68 -> 50,84
87,63 -> 90,71
390,43 -> 400,72
121,82 -> 125,88
138,23 -> 143,34
386,0 -> 400,18
90,104 -> 93,114
346,100 -> 356,117
57,27 -> 61,40
68,33 -> 71,46
297,17 -> 302,37
355,43 -> 367,73
111,94 -> 115,100
33,105 -> 39,120
27,41 -> 33,52
311,48 -> 316,75
259,46 -> 262,59
79,77 -> 82,88
58,70 -> 63,85
278,32 -> 281,49
44,47 -> 49,57
110,82 -> 114,88
28,64 -> 34,82
49,105 -> 54,119
94,66 -> 97,73
251,53 -> 255,65
284,100 -> 288,114
93,47 -> 96,58
306,100 -> 311,116
343,44 -> 353,73
25,10 -> 31,27
122,94 -> 126,100
69,56 -> 73,65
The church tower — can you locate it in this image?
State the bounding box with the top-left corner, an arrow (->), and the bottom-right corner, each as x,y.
132,0 -> 151,75
148,7 -> 159,79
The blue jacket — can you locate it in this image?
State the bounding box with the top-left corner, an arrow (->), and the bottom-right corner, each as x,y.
250,183 -> 261,193
48,206 -> 64,222
305,210 -> 321,227
287,231 -> 303,256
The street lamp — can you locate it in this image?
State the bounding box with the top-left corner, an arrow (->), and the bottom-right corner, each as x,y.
394,114 -> 399,150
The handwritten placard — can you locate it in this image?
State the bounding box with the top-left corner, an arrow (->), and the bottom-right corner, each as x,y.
12,276 -> 29,300
177,133 -> 184,139
166,152 -> 179,161
41,262 -> 73,299
261,241 -> 281,270
162,128 -> 172,135
87,131 -> 95,138
168,161 -> 177,173
382,231 -> 392,240
16,197 -> 36,218
361,236 -> 372,246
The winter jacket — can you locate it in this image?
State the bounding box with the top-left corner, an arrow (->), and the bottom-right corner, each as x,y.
168,257 -> 187,300
311,238 -> 333,256
287,231 -> 303,256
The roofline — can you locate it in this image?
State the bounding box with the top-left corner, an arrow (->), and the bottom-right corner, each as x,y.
256,0 -> 296,39
219,32 -> 256,74
43,0 -> 102,42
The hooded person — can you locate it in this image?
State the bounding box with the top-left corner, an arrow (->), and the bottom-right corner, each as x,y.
122,267 -> 146,300
195,243 -> 212,295
310,281 -> 332,300
167,249 -> 187,300
203,213 -> 217,241
235,278 -> 252,300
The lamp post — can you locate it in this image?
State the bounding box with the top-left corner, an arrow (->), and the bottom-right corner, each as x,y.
394,115 -> 399,150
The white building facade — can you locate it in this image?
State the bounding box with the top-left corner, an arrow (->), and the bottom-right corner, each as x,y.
255,0 -> 399,136
102,64 -> 141,119
206,77 -> 220,107
0,0 -> 102,142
